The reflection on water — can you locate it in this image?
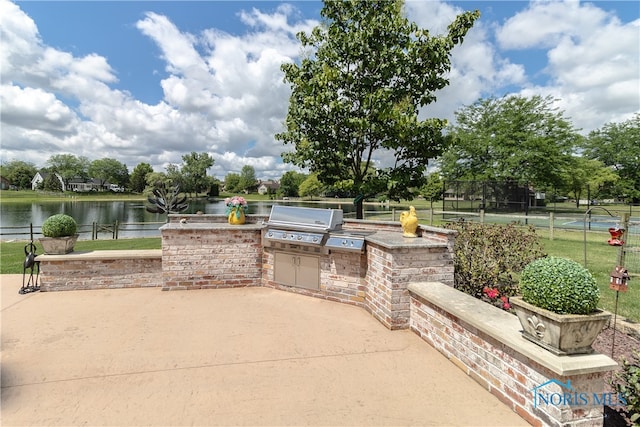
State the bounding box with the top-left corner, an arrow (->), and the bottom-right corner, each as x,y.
0,199 -> 389,240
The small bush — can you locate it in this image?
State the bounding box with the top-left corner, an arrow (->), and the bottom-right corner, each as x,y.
41,214 -> 77,237
611,351 -> 640,425
444,220 -> 545,301
519,256 -> 599,314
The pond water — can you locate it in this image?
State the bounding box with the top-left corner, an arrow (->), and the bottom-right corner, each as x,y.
0,199 -> 385,240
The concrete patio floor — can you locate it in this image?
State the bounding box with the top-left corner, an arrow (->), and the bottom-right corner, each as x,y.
1,274 -> 527,426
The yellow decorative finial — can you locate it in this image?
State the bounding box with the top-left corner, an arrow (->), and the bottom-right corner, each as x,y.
399,206 -> 418,237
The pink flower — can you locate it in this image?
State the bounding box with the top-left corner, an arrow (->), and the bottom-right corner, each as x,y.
484,287 -> 499,299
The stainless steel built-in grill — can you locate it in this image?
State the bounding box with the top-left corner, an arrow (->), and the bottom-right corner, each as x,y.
263,205 -> 366,253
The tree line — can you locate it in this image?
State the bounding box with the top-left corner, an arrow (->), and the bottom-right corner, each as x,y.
2,1 -> 638,209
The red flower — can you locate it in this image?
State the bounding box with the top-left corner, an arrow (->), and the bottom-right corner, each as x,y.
484,287 -> 499,299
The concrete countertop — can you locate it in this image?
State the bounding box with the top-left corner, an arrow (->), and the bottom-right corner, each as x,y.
365,230 -> 449,249
160,222 -> 265,231
36,249 -> 162,261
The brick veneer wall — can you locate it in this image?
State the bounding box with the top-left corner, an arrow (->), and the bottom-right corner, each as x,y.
364,229 -> 456,330
262,247 -> 368,306
408,281 -> 618,427
161,224 -> 263,290
38,250 -> 162,291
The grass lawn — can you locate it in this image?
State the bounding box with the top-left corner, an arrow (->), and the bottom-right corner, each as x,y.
0,238 -> 161,274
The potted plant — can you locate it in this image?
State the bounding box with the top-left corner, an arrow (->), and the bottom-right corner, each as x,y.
39,214 -> 79,254
225,196 -> 248,225
510,256 -> 611,355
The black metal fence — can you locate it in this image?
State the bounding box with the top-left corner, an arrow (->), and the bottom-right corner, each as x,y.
0,221 -> 165,241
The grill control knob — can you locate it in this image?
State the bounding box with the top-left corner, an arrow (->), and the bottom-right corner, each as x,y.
312,237 -> 318,242
297,235 -> 302,240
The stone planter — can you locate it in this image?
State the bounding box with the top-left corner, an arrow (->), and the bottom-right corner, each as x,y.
39,235 -> 79,255
510,296 -> 611,355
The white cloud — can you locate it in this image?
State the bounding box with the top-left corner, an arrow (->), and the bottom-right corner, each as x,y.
495,1 -> 640,131
0,0 -> 638,181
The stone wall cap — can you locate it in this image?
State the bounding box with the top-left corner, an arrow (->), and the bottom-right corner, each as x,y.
161,222 -> 265,231
36,249 -> 162,261
366,231 -> 449,249
408,281 -> 618,376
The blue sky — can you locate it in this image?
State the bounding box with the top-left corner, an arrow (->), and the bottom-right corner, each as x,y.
1,0 -> 639,180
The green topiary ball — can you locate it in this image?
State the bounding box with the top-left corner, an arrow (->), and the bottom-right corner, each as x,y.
41,214 -> 77,238
519,256 -> 600,315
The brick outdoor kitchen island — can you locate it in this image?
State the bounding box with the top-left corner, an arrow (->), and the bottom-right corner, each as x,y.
160,213 -> 456,330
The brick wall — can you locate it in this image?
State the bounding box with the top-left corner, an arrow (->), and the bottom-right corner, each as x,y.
161,225 -> 263,290
364,230 -> 455,330
38,250 -> 162,291
408,281 -> 618,427
262,247 -> 368,307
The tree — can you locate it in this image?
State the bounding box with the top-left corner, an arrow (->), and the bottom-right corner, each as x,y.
0,160 -> 37,189
582,114 -> 640,202
89,158 -> 129,189
561,157 -> 619,208
239,165 -> 257,193
299,173 -> 324,200
42,172 -> 63,192
420,173 -> 443,209
181,152 -> 214,196
439,95 -> 580,191
46,154 -> 90,186
224,173 -> 241,193
277,0 -> 479,218
280,171 -> 307,197
130,163 -> 154,193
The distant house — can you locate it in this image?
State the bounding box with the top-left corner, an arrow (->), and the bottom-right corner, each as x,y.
0,176 -> 11,190
66,177 -> 104,192
257,180 -> 279,195
31,171 -> 65,191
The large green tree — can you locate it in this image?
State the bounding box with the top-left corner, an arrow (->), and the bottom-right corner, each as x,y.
439,95 -> 580,190
561,157 -> 619,207
0,160 -> 37,189
181,152 -> 214,196
277,0 -> 479,218
279,171 -> 307,197
224,173 -> 241,193
239,165 -> 257,193
582,113 -> 640,202
89,158 -> 129,188
299,173 -> 324,200
130,162 -> 154,193
46,154 -> 90,186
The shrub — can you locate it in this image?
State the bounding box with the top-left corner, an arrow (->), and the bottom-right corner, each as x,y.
444,220 -> 545,301
610,351 -> 640,425
41,214 -> 77,237
519,256 -> 599,314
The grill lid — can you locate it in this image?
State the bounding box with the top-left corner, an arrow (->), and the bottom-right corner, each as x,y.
266,205 -> 343,232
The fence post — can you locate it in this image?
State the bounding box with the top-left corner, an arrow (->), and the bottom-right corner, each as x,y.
392,209 -> 395,222
92,222 -> 96,240
549,212 -> 554,241
479,209 -> 485,224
